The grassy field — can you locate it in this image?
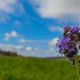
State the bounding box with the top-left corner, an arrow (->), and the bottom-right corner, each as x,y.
0,56 -> 78,80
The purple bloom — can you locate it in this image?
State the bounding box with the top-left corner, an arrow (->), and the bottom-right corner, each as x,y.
57,26 -> 80,58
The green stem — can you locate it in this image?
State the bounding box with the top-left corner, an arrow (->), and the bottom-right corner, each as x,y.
74,54 -> 80,80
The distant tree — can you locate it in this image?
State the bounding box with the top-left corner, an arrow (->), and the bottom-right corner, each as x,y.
0,50 -> 17,57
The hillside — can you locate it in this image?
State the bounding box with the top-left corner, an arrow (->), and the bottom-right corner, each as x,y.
0,56 -> 78,80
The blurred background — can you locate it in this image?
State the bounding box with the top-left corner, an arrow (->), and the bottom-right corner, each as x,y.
0,0 -> 79,57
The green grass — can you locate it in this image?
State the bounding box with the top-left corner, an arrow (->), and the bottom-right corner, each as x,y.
0,56 -> 78,80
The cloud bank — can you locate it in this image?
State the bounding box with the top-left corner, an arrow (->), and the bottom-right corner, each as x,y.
31,0 -> 80,22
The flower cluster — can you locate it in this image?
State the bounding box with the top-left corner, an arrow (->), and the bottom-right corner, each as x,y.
57,26 -> 80,58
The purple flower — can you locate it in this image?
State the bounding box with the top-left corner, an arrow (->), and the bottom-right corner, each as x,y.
57,26 -> 80,58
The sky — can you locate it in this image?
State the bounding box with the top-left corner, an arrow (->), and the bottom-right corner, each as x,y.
0,0 -> 80,57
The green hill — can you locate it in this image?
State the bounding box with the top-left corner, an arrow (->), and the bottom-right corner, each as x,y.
0,56 -> 78,80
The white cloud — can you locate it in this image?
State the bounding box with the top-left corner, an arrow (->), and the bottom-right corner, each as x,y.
19,39 -> 27,44
10,31 -> 18,37
0,44 -> 26,52
0,0 -> 26,23
31,0 -> 80,18
26,47 -> 32,52
0,44 -> 16,52
16,45 -> 24,50
48,37 -> 60,56
49,37 -> 59,46
49,27 -> 63,33
0,0 -> 17,13
5,30 -> 18,41
31,0 -> 64,18
19,39 -> 49,44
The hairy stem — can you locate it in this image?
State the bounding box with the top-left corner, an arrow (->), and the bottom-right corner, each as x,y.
74,54 -> 80,80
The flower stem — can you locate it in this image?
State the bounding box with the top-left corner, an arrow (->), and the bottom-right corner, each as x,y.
74,54 -> 80,80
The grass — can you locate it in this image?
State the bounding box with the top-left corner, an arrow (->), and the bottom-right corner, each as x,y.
0,56 -> 78,80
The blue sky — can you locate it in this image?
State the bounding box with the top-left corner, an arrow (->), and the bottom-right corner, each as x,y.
0,0 -> 79,57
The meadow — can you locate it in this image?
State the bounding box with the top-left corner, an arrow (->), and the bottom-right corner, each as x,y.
0,56 -> 78,80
